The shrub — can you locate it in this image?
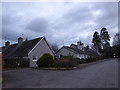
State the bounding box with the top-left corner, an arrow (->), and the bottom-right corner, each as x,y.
19,59 -> 29,67
61,56 -> 73,60
4,58 -> 29,68
73,58 -> 84,64
82,57 -> 101,63
4,58 -> 18,68
53,59 -> 77,68
37,53 -> 53,67
61,56 -> 81,64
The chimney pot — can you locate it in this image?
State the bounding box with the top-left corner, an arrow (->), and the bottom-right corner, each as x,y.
5,41 -> 10,47
18,37 -> 23,45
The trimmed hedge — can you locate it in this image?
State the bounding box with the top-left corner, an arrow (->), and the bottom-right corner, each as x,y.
36,53 -> 53,67
61,56 -> 73,60
52,56 -> 101,68
4,58 -> 29,68
53,59 -> 77,68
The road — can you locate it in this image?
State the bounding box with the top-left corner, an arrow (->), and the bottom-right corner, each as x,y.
3,58 -> 118,88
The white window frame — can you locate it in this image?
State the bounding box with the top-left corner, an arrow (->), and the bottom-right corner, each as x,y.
32,55 -> 38,62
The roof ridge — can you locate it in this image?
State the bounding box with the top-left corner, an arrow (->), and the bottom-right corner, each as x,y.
2,37 -> 44,58
2,37 -> 43,47
22,37 -> 43,44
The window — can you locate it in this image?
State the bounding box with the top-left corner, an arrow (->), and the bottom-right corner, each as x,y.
32,55 -> 37,62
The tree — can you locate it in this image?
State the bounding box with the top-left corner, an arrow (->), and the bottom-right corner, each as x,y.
92,28 -> 111,58
112,32 -> 120,58
92,31 -> 101,53
113,32 -> 120,45
100,28 -> 110,49
100,28 -> 110,41
51,44 -> 59,53
99,28 -> 112,58
112,44 -> 120,58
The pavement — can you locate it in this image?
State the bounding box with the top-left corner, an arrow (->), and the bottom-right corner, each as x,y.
2,58 -> 118,88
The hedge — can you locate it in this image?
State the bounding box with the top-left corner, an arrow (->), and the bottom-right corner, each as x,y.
4,58 -> 29,68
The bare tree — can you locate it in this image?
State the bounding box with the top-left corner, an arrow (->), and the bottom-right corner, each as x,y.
113,32 -> 120,45
51,44 -> 59,53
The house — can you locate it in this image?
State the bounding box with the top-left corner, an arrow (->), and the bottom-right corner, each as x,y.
57,46 -> 89,59
84,45 -> 100,58
2,36 -> 55,67
57,41 -> 90,59
0,54 -> 2,70
57,41 -> 99,59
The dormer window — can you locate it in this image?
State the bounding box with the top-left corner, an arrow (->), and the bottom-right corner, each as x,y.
32,55 -> 37,62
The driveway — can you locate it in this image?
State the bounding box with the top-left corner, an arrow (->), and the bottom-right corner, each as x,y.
3,58 -> 118,88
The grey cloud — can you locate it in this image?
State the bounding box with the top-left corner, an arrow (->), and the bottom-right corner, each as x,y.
63,7 -> 92,24
1,2 -> 118,47
2,13 -> 24,42
2,14 -> 21,26
53,2 -> 117,36
26,18 -> 50,33
2,26 -> 20,42
2,15 -> 12,25
93,3 -> 117,26
118,2 -> 120,31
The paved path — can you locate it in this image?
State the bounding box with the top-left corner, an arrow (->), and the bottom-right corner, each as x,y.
3,58 -> 118,88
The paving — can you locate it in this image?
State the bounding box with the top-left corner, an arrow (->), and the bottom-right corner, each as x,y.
2,58 -> 118,88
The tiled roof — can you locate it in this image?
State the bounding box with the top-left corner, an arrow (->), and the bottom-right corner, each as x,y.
2,37 -> 43,58
84,47 -> 99,57
70,44 -> 77,48
62,46 -> 85,54
57,46 -> 99,57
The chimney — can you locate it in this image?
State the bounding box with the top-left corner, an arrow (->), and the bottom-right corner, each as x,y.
77,41 -> 84,50
25,38 -> 28,41
18,37 -> 23,45
5,41 -> 10,47
86,45 -> 89,49
77,41 -> 80,49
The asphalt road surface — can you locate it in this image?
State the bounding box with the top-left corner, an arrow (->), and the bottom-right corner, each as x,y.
3,58 -> 118,88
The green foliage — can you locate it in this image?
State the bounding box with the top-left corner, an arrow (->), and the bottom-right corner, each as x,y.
37,53 -> 53,67
112,44 -> 120,58
53,56 -> 79,68
4,59 -> 18,68
61,56 -> 73,60
61,56 -> 81,63
53,59 -> 77,68
53,56 -> 102,68
82,58 -> 96,63
71,58 -> 83,64
101,47 -> 113,59
4,58 -> 29,68
92,32 -> 101,44
74,57 -> 102,64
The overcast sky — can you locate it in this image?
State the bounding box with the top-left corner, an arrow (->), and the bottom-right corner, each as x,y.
1,2 -> 118,48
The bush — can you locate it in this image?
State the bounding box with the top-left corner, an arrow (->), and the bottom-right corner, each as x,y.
37,53 -> 53,67
61,56 -> 73,60
53,59 -> 77,68
4,59 -> 18,68
73,58 -> 84,64
4,58 -> 29,68
19,59 -> 29,67
61,56 -> 81,64
82,57 -> 101,63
